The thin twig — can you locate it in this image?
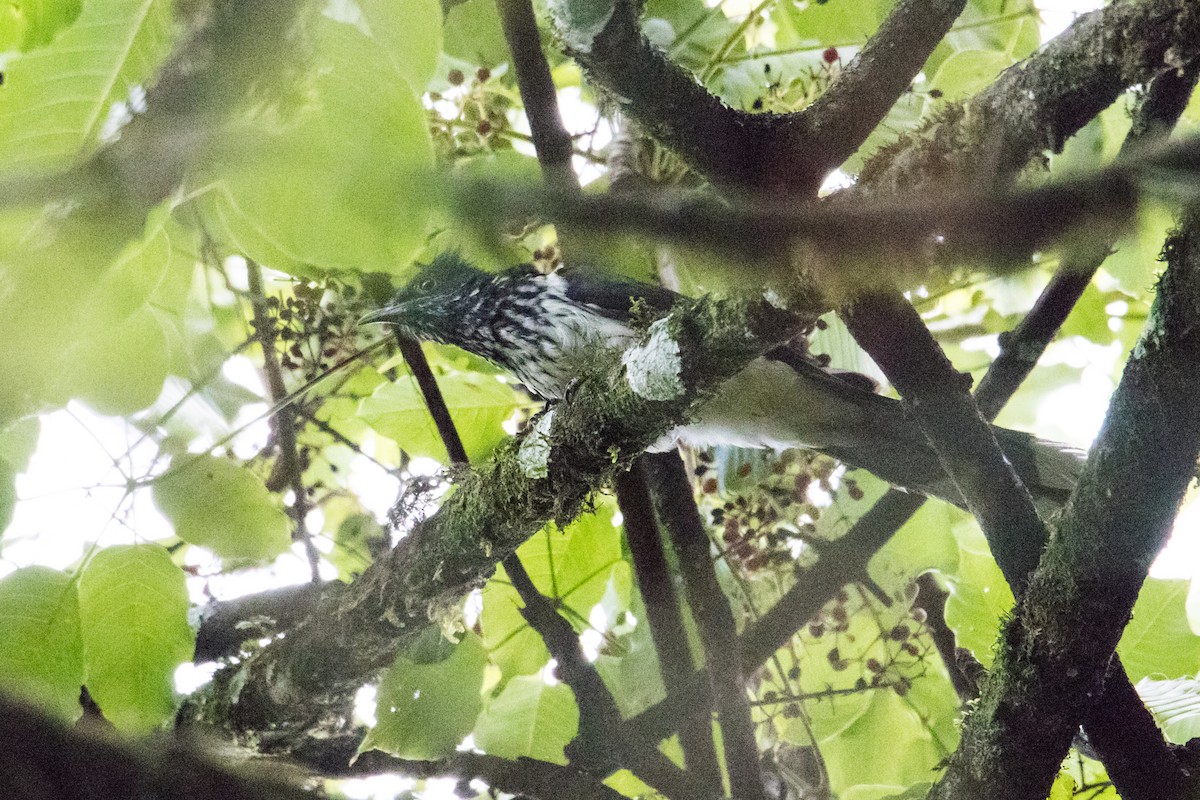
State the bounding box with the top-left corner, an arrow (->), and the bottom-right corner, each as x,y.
393,333 -> 469,466
503,554 -> 708,800
246,259 -> 320,582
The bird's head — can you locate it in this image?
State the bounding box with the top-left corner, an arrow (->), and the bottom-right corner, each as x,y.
360,252 -> 501,346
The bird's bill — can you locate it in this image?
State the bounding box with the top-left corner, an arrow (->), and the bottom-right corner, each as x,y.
358,305 -> 404,326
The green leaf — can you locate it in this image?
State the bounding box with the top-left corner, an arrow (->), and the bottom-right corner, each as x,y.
0,0 -> 83,51
770,0 -> 894,46
0,0 -> 177,173
473,676 -> 579,764
1136,675 -> 1200,745
927,48 -> 1013,102
78,544 -> 193,732
442,0 -> 509,67
152,455 -> 292,561
359,369 -> 531,463
0,566 -> 84,720
942,526 -> 1013,667
819,690 -> 947,795
57,305 -> 170,415
0,457 -> 16,537
358,0 -> 442,91
1118,578 -> 1200,683
198,15 -> 434,277
362,631 -> 487,759
481,501 -> 625,679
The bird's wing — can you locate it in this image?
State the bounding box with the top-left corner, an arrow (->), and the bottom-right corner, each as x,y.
557,268 -> 681,320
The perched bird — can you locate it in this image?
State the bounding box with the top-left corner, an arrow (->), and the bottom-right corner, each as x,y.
362,252 -> 1084,509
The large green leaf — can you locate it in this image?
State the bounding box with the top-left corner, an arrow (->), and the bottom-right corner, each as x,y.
0,0 -> 82,51
358,0 -> 442,91
942,526 -> 1012,667
56,305 -> 170,415
198,14 -> 434,276
473,676 -> 579,764
1118,578 -> 1200,683
819,690 -> 947,795
481,501 -> 625,679
362,631 -> 487,759
78,544 -> 193,732
152,455 -> 292,561
0,0 -> 176,172
0,566 -> 84,720
359,369 -> 532,464
442,0 -> 509,67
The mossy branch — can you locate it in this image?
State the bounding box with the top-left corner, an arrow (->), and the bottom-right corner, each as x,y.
180,295 -> 805,746
929,209 -> 1200,800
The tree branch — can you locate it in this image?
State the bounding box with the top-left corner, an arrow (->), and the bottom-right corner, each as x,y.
614,458 -> 721,793
860,0 -> 1200,193
246,260 -> 320,581
841,292 -> 1049,595
644,451 -> 767,800
496,0 -> 580,194
550,0 -> 964,194
182,294 -> 804,750
392,332 -> 470,466
504,555 -> 707,800
0,692 -> 312,800
974,63 -> 1200,418
802,0 -> 966,175
931,208 -> 1200,800
625,489 -> 926,746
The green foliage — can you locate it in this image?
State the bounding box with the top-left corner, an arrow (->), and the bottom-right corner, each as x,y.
473,675 -> 580,764
360,366 -> 537,464
362,629 -> 487,759
77,545 -> 193,732
197,14 -> 436,277
0,567 -> 83,720
0,0 -> 1193,797
0,0 -> 82,52
152,455 -> 292,561
481,499 -> 627,678
0,0 -> 175,172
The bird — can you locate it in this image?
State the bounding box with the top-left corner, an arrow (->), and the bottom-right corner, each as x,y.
361,252 -> 1084,509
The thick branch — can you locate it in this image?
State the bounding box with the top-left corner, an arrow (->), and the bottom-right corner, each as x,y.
455,170 -> 1138,279
645,451 -> 767,800
841,292 -> 1048,594
0,693 -> 310,800
861,0 -> 1200,193
931,209 -> 1200,800
803,0 -> 966,174
552,0 -> 963,194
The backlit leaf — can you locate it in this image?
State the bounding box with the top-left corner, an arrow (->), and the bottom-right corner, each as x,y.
78,545 -> 193,732
153,455 -> 292,561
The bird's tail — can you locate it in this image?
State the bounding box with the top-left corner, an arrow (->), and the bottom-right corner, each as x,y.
663,356 -> 1086,510
822,427 -> 1085,511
